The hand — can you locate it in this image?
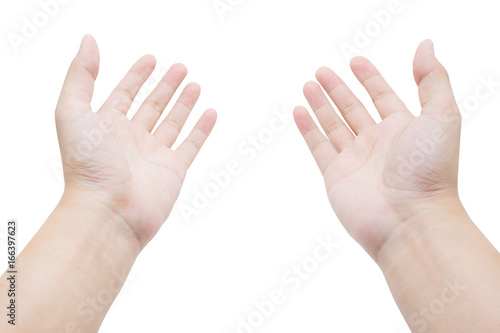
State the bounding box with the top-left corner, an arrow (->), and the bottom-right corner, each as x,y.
56,35 -> 216,247
294,40 -> 462,260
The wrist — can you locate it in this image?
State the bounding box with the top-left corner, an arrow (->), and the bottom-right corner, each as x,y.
374,197 -> 500,332
375,195 -> 469,268
6,188 -> 142,332
55,188 -> 143,254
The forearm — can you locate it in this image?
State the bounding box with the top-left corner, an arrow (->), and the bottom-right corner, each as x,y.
0,192 -> 141,332
377,200 -> 500,332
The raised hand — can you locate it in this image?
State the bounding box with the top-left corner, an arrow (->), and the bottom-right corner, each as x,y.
56,35 -> 217,247
294,40 -> 461,259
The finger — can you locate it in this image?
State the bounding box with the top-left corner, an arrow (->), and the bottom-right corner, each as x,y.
350,56 -> 410,119
316,66 -> 376,134
413,39 -> 459,116
303,81 -> 354,151
154,82 -> 201,147
132,63 -> 188,132
100,55 -> 156,115
293,106 -> 337,175
176,109 -> 217,168
56,35 -> 100,116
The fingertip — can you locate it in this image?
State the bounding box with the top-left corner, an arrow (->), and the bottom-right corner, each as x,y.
413,39 -> 442,85
349,56 -> 368,70
68,35 -> 100,84
303,81 -> 319,94
315,66 -> 344,92
200,108 -> 217,133
350,56 -> 379,82
79,34 -> 99,56
293,105 -> 311,128
205,108 -> 217,119
171,63 -> 188,76
81,34 -> 97,49
315,66 -> 333,81
141,54 -> 157,67
75,35 -> 100,76
293,105 -> 307,116
81,34 -> 90,47
350,56 -> 375,76
61,35 -> 100,109
162,63 -> 188,87
426,39 -> 434,54
186,82 -> 201,95
204,108 -> 218,123
414,39 -> 435,66
417,39 -> 434,56
134,55 -> 156,74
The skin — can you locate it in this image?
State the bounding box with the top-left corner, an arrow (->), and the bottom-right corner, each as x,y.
1,37 -> 499,332
0,35 -> 216,332
294,40 -> 500,331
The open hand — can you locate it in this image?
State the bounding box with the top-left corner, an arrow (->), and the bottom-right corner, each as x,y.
56,35 -> 216,247
294,40 -> 462,259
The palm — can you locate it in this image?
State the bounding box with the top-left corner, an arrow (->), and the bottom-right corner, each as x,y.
294,40 -> 461,258
56,36 -> 216,245
65,111 -> 186,224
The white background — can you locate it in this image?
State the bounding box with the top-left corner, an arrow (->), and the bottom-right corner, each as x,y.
1,0 -> 500,332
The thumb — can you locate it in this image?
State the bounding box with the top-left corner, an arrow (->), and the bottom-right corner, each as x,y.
413,39 -> 459,117
56,35 -> 100,117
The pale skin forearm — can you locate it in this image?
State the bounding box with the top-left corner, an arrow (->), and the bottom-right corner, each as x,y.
377,198 -> 500,332
0,191 -> 141,332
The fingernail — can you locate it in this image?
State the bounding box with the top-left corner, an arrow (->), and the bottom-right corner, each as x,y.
80,34 -> 90,50
428,39 -> 434,55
